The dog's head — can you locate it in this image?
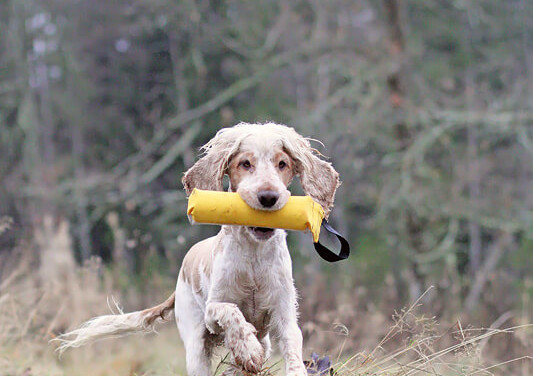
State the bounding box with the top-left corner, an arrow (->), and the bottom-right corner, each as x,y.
183,122 -> 340,240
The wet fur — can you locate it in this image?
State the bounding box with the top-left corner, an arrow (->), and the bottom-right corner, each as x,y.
54,122 -> 340,376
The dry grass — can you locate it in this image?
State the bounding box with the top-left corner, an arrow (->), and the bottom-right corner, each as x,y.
0,250 -> 188,375
1,219 -> 531,375
0,218 -> 186,376
329,289 -> 533,376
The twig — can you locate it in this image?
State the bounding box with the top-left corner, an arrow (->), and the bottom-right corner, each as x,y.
478,311 -> 514,351
465,233 -> 512,312
470,356 -> 533,375
140,123 -> 201,185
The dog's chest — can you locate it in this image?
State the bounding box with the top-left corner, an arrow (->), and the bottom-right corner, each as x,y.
229,265 -> 278,336
239,283 -> 271,336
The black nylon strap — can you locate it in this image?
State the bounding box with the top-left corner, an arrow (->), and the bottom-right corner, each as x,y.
313,220 -> 350,262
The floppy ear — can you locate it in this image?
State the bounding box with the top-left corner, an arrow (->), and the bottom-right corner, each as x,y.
281,127 -> 340,218
298,153 -> 340,219
182,127 -> 241,195
182,152 -> 226,195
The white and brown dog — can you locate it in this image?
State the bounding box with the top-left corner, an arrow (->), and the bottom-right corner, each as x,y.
57,123 -> 340,376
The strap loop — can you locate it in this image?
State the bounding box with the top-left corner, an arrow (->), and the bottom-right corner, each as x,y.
313,220 -> 350,262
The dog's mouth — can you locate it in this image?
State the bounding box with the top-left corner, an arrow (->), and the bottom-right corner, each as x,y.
248,226 -> 275,240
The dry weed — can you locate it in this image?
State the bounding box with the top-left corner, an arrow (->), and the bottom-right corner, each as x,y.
0,219 -> 185,376
1,220 -> 531,376
326,289 -> 533,376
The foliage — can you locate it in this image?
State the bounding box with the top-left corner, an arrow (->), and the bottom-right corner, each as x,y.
0,0 -> 532,332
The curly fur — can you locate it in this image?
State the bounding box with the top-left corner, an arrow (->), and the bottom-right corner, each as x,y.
54,122 -> 340,376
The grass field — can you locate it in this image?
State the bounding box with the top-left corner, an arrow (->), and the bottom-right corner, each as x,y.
1,242 -> 531,375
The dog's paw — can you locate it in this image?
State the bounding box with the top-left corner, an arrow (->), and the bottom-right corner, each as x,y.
226,321 -> 264,373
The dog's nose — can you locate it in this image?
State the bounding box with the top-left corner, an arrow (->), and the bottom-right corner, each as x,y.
258,190 -> 279,208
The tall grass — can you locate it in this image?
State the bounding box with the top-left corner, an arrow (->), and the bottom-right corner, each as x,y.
212,289 -> 532,376
330,289 -> 532,375
0,218 -> 531,375
0,217 -> 186,375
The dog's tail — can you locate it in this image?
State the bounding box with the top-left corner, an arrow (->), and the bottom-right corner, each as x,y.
53,292 -> 175,354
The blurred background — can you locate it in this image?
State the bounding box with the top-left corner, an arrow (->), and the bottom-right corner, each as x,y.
0,0 -> 532,375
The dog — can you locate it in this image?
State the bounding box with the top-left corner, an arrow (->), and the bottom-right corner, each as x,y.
56,122 -> 340,376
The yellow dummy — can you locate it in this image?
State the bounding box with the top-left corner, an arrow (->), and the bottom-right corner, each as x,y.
187,188 -> 324,242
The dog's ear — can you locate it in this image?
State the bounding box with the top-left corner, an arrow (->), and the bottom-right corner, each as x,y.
182,128 -> 239,195
282,129 -> 340,218
297,152 -> 340,219
182,152 -> 226,195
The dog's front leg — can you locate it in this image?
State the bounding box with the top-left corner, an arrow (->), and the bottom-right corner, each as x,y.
272,282 -> 307,376
275,315 -> 307,376
205,302 -> 265,373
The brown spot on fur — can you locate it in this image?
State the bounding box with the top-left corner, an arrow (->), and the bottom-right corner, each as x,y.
180,233 -> 223,292
273,151 -> 295,186
228,152 -> 256,191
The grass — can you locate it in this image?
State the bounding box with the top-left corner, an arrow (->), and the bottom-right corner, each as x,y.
0,222 -> 531,375
0,245 -> 187,375
2,274 -> 532,375
328,289 -> 533,375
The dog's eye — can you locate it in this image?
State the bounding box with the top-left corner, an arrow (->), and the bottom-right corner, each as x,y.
278,160 -> 287,170
240,160 -> 251,170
